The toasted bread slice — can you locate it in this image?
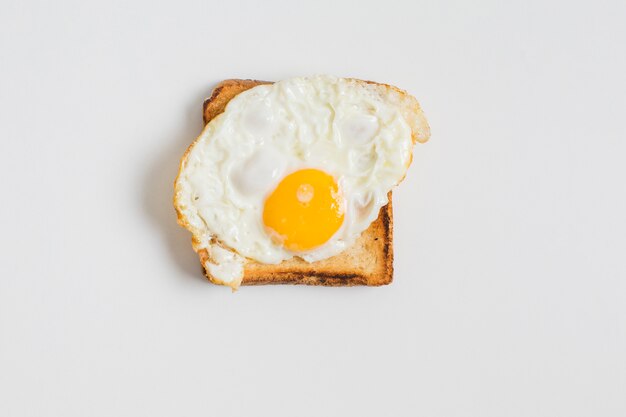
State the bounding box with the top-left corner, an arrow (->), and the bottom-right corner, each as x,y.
177,78 -> 429,287
197,79 -> 394,286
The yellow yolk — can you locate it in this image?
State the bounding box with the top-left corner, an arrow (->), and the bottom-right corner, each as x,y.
263,169 -> 344,251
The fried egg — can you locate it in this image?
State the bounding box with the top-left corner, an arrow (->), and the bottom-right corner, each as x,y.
174,75 -> 429,288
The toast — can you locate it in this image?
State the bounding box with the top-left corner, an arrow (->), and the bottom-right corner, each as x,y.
196,79 -> 394,286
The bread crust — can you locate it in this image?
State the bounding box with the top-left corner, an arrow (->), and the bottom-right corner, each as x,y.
176,78 -> 425,287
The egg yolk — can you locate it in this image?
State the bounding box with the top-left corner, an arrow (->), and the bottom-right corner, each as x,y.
263,169 -> 344,251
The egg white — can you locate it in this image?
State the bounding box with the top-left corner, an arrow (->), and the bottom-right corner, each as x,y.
175,75 -> 417,272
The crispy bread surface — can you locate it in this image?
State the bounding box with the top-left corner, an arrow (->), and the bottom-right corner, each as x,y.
183,78 -> 413,286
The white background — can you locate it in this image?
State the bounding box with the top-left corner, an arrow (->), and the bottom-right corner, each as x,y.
1,0 -> 625,415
